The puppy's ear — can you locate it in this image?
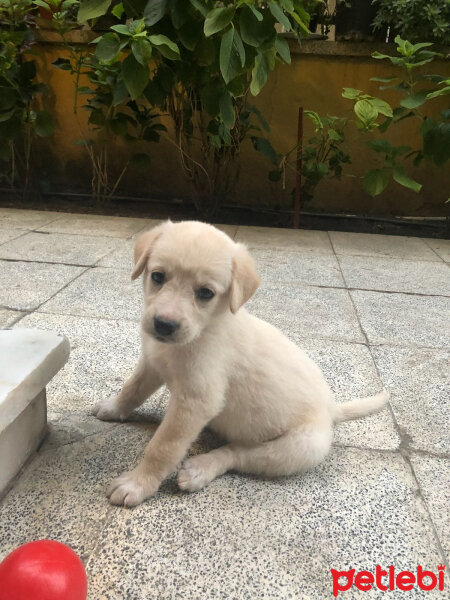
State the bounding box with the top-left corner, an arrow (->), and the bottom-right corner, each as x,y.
131,221 -> 170,280
229,243 -> 260,314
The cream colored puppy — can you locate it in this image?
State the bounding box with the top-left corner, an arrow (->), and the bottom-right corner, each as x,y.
93,221 -> 388,507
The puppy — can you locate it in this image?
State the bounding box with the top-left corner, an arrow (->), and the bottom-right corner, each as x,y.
93,221 -> 388,507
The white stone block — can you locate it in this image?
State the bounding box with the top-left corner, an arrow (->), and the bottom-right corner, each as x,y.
0,329 -> 69,495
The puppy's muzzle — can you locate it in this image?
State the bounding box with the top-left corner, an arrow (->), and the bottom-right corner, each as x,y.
153,316 -> 180,339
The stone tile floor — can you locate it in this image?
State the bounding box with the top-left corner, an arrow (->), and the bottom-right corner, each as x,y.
0,207 -> 449,599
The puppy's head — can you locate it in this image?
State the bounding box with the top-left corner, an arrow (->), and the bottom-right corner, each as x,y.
132,221 -> 259,345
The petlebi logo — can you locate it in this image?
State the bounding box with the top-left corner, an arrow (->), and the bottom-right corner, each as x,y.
331,564 -> 446,597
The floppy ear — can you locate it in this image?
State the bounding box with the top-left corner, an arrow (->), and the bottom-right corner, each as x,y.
229,243 -> 260,314
131,222 -> 169,280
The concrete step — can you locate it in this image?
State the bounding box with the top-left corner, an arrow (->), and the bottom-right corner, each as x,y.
0,328 -> 69,496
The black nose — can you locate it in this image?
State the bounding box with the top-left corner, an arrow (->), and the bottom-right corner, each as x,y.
153,316 -> 180,337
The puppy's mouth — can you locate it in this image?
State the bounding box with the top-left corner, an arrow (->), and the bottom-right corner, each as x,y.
151,331 -> 182,344
153,333 -> 173,343
151,330 -> 195,346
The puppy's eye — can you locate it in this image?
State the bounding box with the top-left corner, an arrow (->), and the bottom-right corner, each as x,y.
196,287 -> 215,301
151,271 -> 165,285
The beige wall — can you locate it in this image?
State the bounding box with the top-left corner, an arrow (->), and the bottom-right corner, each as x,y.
34,39 -> 449,216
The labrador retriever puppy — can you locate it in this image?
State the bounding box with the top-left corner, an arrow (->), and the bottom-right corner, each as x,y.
93,220 -> 388,507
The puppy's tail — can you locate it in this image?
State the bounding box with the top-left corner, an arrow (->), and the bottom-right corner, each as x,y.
334,389 -> 389,423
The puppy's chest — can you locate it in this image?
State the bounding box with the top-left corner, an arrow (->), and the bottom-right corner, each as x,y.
147,346 -> 204,390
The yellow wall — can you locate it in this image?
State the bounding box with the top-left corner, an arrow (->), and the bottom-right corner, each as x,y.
34,39 -> 449,216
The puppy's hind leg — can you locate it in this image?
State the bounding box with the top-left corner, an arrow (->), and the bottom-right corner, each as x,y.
178,424 -> 333,492
93,356 -> 163,421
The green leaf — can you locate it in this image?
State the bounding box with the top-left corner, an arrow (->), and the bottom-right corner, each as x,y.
305,110 -> 323,130
110,24 -> 131,35
422,120 -> 450,166
95,33 -> 121,61
252,136 -> 278,165
204,7 -> 235,37
219,91 -> 235,129
328,129 -> 342,141
268,169 -> 282,182
393,165 -> 422,192
121,53 -> 149,100
249,5 -> 263,21
132,39 -> 152,65
0,109 -> 17,124
363,169 -> 388,196
177,21 -> 201,50
34,111 -> 55,137
189,0 -> 208,17
369,98 -> 393,118
354,100 -> 378,125
400,92 -> 428,109
171,0 -> 189,28
366,139 -> 392,153
0,116 -> 21,140
240,7 -> 274,47
342,87 -> 362,99
290,11 -> 310,35
220,27 -> 245,84
280,0 -> 294,10
131,152 -> 151,170
275,36 -> 290,64
112,2 -> 124,19
78,0 -> 112,23
200,83 -> 223,117
250,52 -> 269,96
427,86 -> 450,100
248,103 -> 270,133
0,87 -> 16,111
372,51 -> 392,61
113,79 -> 128,105
110,117 -> 128,136
268,2 -> 291,30
370,76 -> 397,83
148,34 -> 180,59
144,0 -> 167,26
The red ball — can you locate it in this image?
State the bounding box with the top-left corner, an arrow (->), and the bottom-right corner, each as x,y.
0,540 -> 87,600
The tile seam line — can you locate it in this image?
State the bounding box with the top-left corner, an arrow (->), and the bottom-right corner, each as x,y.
2,258 -> 450,299
239,244 -> 442,263
35,228 -> 145,239
422,237 -> 450,262
83,422 -> 150,572
259,278 -> 450,299
404,453 -> 449,565
327,230 -> 404,440
334,442 -> 450,459
8,308 -> 450,351
0,230 -> 29,248
39,424 -> 120,455
333,251 -> 444,264
328,230 -> 449,563
0,257 -> 98,268
12,266 -> 91,322
252,243 -> 445,264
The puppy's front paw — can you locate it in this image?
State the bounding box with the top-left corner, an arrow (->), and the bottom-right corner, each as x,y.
92,396 -> 128,422
108,469 -> 159,507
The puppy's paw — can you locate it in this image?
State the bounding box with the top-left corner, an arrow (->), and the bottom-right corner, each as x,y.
92,396 -> 128,422
178,455 -> 217,492
108,469 -> 159,507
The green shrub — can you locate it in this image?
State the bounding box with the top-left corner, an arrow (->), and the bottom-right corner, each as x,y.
373,0 -> 450,46
0,0 -> 55,193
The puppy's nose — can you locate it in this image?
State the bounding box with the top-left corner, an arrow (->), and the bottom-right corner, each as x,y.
153,316 -> 180,337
